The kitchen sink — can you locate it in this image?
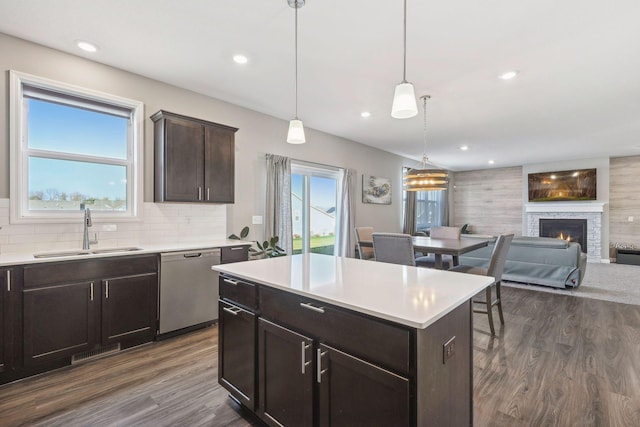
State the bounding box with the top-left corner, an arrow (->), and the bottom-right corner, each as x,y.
33,247 -> 144,258
89,247 -> 143,254
33,250 -> 91,258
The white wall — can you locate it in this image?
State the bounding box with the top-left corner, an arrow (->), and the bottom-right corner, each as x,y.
0,33 -> 410,251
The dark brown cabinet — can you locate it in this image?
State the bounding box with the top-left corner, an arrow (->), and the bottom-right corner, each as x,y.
219,299 -> 256,409
0,268 -> 19,374
22,255 -> 158,368
317,344 -> 410,427
258,318 -> 313,427
101,273 -> 158,346
152,110 -> 237,204
23,281 -> 97,366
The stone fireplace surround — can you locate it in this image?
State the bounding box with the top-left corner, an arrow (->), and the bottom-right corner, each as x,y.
526,202 -> 604,262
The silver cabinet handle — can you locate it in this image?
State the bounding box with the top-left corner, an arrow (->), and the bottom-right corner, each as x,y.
317,349 -> 328,383
223,306 -> 242,316
230,247 -> 244,251
90,282 -> 94,301
6,270 -> 10,292
198,187 -> 203,201
223,278 -> 239,286
206,188 -> 210,201
301,341 -> 311,374
105,280 -> 109,299
300,302 -> 325,314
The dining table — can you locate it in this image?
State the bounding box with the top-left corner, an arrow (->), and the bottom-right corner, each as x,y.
359,236 -> 490,270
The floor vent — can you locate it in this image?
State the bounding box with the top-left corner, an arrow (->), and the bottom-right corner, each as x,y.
71,343 -> 121,365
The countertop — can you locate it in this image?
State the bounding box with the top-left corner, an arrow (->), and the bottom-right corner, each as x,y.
213,253 -> 493,329
0,240 -> 251,267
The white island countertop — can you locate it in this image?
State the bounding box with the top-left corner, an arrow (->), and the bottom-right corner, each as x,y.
213,253 -> 493,329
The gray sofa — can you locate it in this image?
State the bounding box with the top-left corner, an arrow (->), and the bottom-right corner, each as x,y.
459,235 -> 587,288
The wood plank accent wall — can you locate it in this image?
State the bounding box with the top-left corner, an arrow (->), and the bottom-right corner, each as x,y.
609,156 -> 640,247
452,166 -> 523,236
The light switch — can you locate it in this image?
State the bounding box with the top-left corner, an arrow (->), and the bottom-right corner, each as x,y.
629,216 -> 634,222
252,215 -> 263,225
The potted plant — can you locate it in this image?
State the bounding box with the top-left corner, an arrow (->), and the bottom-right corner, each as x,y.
229,226 -> 286,259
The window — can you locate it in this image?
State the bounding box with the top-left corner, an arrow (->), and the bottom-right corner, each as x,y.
291,162 -> 340,255
9,71 -> 144,222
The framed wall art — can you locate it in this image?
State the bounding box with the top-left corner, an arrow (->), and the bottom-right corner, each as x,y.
362,175 -> 391,205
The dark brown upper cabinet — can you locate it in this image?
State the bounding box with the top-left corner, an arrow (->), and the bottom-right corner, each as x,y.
152,110 -> 238,203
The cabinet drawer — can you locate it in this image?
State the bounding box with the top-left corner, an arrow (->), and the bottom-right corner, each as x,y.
260,286 -> 411,375
219,275 -> 257,311
221,246 -> 249,264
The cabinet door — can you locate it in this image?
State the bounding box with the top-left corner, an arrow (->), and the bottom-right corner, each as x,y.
258,318 -> 313,427
317,344 -> 410,427
101,273 -> 158,347
204,125 -> 235,203
164,117 -> 204,202
23,281 -> 97,367
0,269 -> 9,372
219,300 -> 256,409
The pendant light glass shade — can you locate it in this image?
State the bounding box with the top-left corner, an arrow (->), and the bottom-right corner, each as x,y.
287,119 -> 306,144
391,82 -> 418,119
403,95 -> 449,191
287,0 -> 306,144
392,0 -> 417,119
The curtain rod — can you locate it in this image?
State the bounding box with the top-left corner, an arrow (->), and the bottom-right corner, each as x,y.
265,153 -> 343,172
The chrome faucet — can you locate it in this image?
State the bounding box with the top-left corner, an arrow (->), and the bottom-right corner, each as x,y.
82,208 -> 98,250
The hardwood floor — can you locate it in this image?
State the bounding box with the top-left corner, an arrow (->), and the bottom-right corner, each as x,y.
1,287 -> 639,426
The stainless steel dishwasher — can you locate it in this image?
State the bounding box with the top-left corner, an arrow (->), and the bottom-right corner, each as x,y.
159,249 -> 221,335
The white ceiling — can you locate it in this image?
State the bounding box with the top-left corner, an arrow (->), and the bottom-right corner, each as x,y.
1,0 -> 640,171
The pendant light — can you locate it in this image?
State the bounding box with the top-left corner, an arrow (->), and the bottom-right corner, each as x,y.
391,0 -> 418,119
287,0 -> 306,144
404,95 -> 449,191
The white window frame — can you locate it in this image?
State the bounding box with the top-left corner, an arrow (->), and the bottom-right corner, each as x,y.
9,70 -> 144,223
291,161 -> 341,254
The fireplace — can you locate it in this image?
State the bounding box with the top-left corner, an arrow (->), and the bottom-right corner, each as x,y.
539,219 -> 587,253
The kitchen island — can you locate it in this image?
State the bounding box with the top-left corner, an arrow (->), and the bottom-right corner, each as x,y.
213,253 -> 493,426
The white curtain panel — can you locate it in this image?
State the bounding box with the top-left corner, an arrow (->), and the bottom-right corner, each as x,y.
337,168 -> 356,257
265,154 -> 293,254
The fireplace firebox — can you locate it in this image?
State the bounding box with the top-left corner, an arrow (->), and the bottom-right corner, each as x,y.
539,219 -> 587,253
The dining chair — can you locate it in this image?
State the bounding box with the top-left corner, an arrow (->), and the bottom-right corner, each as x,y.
354,226 -> 375,260
371,233 -> 416,266
449,233 -> 514,335
414,226 -> 461,269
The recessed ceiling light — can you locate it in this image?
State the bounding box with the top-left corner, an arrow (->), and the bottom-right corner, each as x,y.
233,54 -> 248,64
488,160 -> 495,165
76,40 -> 98,53
460,145 -> 469,151
499,70 -> 518,80
360,111 -> 371,118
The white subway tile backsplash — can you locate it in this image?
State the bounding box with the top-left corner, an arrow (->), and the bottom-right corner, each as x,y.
0,199 -> 227,254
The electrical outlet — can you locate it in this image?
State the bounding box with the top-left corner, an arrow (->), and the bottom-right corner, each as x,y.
628,216 -> 634,222
252,215 -> 263,225
443,336 -> 456,364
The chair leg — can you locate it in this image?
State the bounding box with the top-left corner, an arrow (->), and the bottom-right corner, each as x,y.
496,280 -> 504,325
485,286 -> 495,336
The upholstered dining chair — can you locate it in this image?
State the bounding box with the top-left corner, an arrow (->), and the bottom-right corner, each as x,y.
414,226 -> 462,269
354,226 -> 375,260
449,233 -> 514,335
371,233 -> 416,266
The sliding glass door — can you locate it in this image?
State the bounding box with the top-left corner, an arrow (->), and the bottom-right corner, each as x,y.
292,163 -> 339,255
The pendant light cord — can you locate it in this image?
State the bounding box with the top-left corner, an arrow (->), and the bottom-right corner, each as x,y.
402,0 -> 407,83
421,95 -> 430,167
294,0 -> 299,119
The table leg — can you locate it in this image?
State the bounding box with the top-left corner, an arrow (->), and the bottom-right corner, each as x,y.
435,254 -> 443,269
